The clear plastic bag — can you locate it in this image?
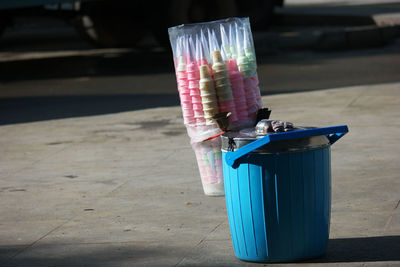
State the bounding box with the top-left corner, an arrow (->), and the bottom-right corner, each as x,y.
191,137 -> 224,196
169,17 -> 262,133
168,17 -> 263,196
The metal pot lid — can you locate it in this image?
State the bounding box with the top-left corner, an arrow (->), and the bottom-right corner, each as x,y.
221,127 -> 330,153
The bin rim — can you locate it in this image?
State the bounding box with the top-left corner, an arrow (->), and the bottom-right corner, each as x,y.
224,125 -> 348,168
221,126 -> 330,153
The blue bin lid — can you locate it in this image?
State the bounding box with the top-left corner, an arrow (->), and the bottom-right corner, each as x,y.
221,127 -> 330,153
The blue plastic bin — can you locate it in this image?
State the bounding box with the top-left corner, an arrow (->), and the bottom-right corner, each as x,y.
221,125 -> 348,262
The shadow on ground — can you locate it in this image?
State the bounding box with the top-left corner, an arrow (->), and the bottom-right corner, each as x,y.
307,235 -> 400,263
1,43 -> 399,83
0,94 -> 180,125
0,50 -> 175,82
0,242 -> 187,267
0,236 -> 399,266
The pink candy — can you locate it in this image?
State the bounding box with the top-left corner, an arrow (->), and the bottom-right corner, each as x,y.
236,111 -> 249,120
192,103 -> 203,110
227,59 -> 249,121
219,99 -> 238,122
175,68 -> 195,125
181,101 -> 192,109
192,138 -> 223,186
186,62 -> 200,80
243,77 -> 259,114
180,93 -> 191,102
185,58 -> 205,126
192,95 -> 202,104
235,99 -> 248,108
194,110 -> 204,117
189,89 -> 200,97
250,76 -> 263,108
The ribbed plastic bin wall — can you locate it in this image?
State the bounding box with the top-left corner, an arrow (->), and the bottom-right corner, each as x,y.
223,148 -> 331,262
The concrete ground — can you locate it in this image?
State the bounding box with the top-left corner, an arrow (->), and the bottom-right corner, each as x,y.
0,81 -> 399,266
1,1 -> 399,265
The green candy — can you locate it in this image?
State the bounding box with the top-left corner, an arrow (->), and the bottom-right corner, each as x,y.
237,55 -> 253,77
245,48 -> 257,76
202,153 -> 209,164
230,45 -> 237,59
223,45 -> 232,59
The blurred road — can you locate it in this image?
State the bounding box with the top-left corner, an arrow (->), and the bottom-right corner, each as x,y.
0,11 -> 399,125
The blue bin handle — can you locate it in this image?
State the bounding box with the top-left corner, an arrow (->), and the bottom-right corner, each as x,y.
225,125 -> 348,168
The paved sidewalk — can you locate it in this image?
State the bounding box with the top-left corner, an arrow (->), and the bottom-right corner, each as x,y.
0,82 -> 399,266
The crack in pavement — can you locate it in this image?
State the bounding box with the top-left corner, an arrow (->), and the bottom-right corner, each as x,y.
174,220 -> 225,267
384,199 -> 400,232
9,217 -> 75,259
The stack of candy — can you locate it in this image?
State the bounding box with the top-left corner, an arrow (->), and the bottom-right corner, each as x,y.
175,39 -> 195,125
199,65 -> 219,125
212,50 -> 238,123
192,137 -> 224,196
236,24 -> 262,119
168,17 -> 263,196
227,59 -> 248,125
187,37 -> 206,126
